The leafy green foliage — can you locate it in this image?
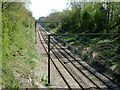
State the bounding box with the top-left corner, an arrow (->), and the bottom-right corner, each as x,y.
39,2 -> 120,34
2,2 -> 37,88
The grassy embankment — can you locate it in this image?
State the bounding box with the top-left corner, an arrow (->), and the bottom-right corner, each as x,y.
1,2 -> 49,88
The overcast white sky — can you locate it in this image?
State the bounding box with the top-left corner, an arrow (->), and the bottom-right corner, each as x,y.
29,0 -> 68,19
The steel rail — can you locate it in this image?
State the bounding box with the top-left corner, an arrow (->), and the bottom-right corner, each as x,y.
49,35 -> 117,90
38,30 -> 71,89
50,38 -> 102,89
40,26 -> 120,89
41,28 -> 120,88
41,27 -> 120,89
40,28 -> 84,89
49,35 -> 120,88
41,29 -> 103,89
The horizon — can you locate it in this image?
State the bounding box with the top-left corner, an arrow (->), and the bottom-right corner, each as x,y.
29,0 -> 68,19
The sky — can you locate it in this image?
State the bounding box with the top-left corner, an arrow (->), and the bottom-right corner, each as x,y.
29,0 -> 68,19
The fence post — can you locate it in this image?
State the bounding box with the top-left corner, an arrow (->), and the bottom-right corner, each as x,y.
48,34 -> 50,85
35,21 -> 37,44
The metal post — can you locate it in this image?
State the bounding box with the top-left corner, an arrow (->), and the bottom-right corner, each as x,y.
48,34 -> 50,85
35,21 -> 37,44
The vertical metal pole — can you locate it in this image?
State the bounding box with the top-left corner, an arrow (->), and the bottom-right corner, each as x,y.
35,21 -> 37,44
48,35 -> 50,84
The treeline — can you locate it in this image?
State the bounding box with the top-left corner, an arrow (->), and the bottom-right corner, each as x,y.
38,2 -> 120,33
1,2 -> 35,88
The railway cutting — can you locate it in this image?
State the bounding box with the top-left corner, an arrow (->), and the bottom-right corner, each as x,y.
36,23 -> 120,89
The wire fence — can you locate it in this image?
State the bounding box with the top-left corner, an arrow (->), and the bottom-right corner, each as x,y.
52,33 -> 120,82
37,24 -> 120,89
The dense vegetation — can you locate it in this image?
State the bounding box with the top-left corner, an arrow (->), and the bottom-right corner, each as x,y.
37,2 -> 120,83
37,2 -> 120,33
1,2 -> 43,88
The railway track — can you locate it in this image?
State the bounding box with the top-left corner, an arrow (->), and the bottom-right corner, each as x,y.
37,24 -> 120,89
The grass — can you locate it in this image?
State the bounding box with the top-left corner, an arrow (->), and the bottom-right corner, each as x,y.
25,59 -> 36,69
54,33 -> 120,74
41,75 -> 50,88
49,25 -> 120,74
2,25 -> 42,88
2,60 -> 20,89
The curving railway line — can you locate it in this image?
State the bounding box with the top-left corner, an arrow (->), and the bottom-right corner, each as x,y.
36,24 -> 120,89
